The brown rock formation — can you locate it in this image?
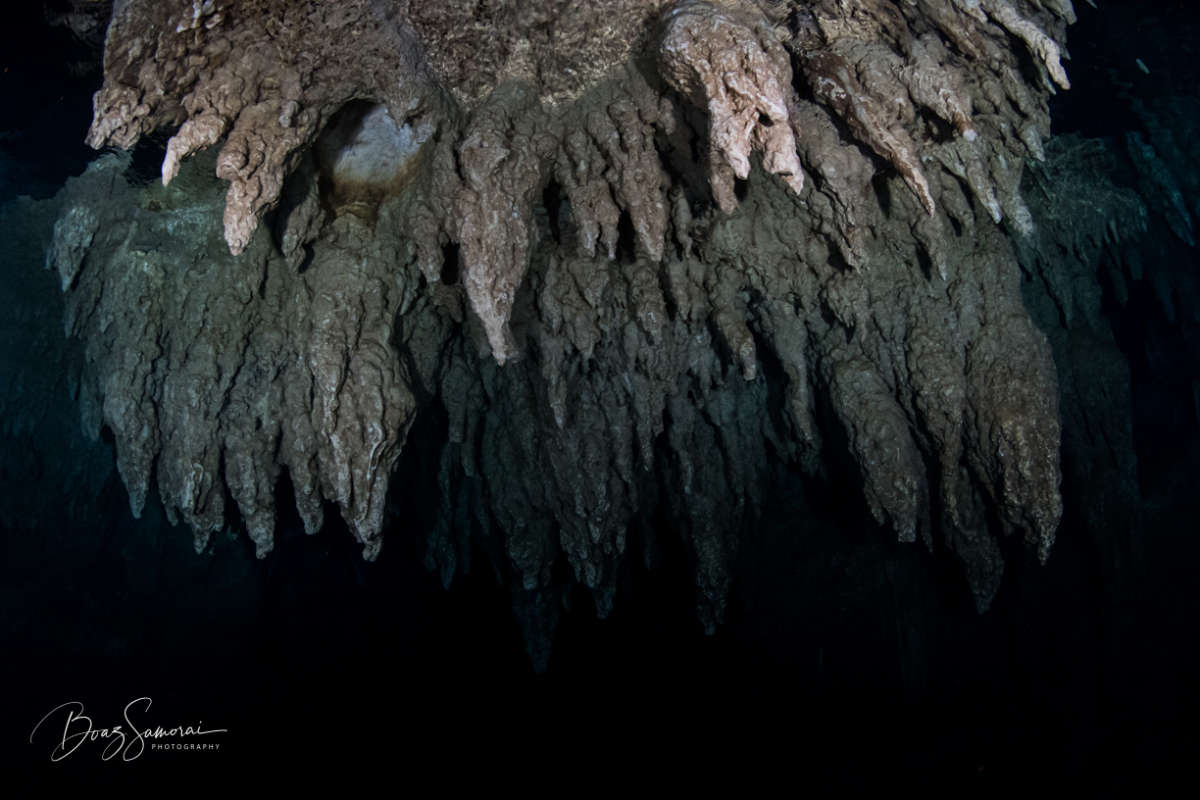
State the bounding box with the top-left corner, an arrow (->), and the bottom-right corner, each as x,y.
54,0 -> 1078,646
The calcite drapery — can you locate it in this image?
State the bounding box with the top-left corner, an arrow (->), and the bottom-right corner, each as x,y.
56,0 -> 1076,645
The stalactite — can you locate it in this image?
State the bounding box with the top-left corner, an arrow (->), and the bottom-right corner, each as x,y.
52,0 -> 1081,655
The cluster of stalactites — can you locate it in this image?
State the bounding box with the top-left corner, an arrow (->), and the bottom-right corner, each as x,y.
86,0 -> 439,256
48,150 -> 422,563
54,0 -> 1076,624
84,0 -> 1075,360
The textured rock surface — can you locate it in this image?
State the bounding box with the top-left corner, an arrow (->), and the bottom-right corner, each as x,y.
53,0 -> 1084,653
50,150 -> 422,560
86,0 -> 441,255
1,192 -> 115,535
659,0 -> 805,211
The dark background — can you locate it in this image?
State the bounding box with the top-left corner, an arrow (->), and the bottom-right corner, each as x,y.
2,1 -> 1197,790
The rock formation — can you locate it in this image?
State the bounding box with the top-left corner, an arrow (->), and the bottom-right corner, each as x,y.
51,0 -> 1081,657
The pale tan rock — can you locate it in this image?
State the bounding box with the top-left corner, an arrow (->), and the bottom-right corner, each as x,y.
659,0 -> 805,211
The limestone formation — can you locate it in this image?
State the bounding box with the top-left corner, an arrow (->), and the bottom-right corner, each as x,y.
54,0 -> 1081,654
659,0 -> 805,212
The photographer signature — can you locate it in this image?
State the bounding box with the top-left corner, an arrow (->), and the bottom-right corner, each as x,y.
30,697 -> 227,762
